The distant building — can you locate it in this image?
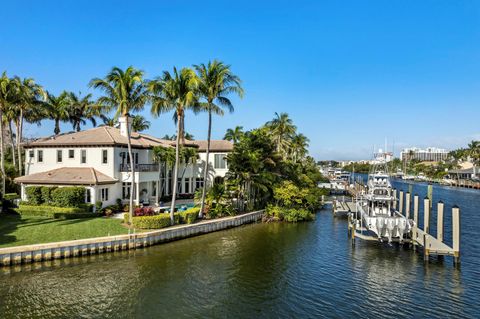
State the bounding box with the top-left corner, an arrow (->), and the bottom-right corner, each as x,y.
400,147 -> 448,162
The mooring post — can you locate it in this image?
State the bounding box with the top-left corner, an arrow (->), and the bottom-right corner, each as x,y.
405,192 -> 411,219
413,194 -> 419,251
437,201 -> 444,242
321,195 -> 325,205
393,189 -> 397,210
452,206 -> 461,266
399,190 -> 404,214
423,233 -> 429,262
424,197 -> 431,234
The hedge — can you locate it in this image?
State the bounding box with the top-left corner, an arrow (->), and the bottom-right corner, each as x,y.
25,186 -> 86,207
3,193 -> 20,201
14,204 -> 101,219
51,187 -> 85,207
129,214 -> 172,229
25,186 -> 43,205
177,207 -> 199,224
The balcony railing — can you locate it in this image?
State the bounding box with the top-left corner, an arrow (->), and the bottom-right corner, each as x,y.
119,164 -> 159,172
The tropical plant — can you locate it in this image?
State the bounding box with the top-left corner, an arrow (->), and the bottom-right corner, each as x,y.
194,60 -> 244,218
289,133 -> 309,163
0,72 -> 15,195
131,114 -> 150,132
90,66 -> 148,224
44,91 -> 70,135
152,145 -> 176,199
265,112 -> 297,156
67,91 -> 102,132
224,126 -> 244,144
149,67 -> 199,224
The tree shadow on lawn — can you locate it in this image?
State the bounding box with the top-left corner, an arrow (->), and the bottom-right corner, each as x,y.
0,213 -> 29,247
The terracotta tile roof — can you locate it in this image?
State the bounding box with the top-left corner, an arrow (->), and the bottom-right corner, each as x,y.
25,126 -> 173,149
24,126 -> 233,151
14,167 -> 118,185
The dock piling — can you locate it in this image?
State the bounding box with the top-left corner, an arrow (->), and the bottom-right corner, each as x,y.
424,197 -> 431,234
405,192 -> 411,219
413,194 -> 419,251
399,191 -> 404,214
437,201 -> 444,242
452,206 -> 461,266
393,189 -> 397,210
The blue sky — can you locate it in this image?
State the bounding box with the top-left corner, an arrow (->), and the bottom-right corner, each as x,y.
1,0 -> 479,160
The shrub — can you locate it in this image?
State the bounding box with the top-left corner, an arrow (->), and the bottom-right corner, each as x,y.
130,214 -> 172,229
3,193 -> 20,201
25,186 -> 43,205
95,201 -> 103,211
116,198 -> 123,211
51,187 -> 86,207
265,205 -> 313,222
14,204 -> 101,219
133,206 -> 155,217
41,186 -> 57,205
177,207 -> 199,224
123,204 -> 130,212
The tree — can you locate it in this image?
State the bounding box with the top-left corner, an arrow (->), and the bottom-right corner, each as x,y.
149,67 -> 199,224
266,112 -> 296,156
10,77 -> 45,175
131,114 -> 150,132
224,126 -> 244,144
194,60 -> 244,218
0,72 -> 16,195
100,115 -> 116,127
44,91 -> 70,135
67,92 -> 102,132
468,140 -> 480,165
152,145 -> 176,201
162,132 -> 194,140
289,133 -> 309,163
90,66 -> 148,224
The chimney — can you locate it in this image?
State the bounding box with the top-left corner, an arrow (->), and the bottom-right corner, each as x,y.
118,116 -> 131,137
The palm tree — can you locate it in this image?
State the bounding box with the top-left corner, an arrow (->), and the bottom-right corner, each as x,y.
266,112 -> 296,156
468,141 -> 480,165
152,146 -> 176,201
131,114 -> 150,132
224,126 -> 244,144
10,77 -> 45,175
99,115 -> 117,127
0,72 -> 16,194
149,67 -> 199,224
179,146 -> 199,190
67,92 -> 102,132
90,66 -> 148,224
194,60 -> 243,218
44,91 -> 70,135
290,133 -> 309,163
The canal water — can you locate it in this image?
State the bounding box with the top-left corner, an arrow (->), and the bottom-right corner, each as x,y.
0,181 -> 479,318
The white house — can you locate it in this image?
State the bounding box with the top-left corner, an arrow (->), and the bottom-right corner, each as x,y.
15,117 -> 233,208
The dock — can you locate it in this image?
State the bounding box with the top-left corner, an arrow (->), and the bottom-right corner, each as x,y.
342,188 -> 461,266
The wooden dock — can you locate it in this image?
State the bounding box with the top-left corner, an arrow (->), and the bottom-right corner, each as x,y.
332,197 -> 356,217
343,189 -> 461,266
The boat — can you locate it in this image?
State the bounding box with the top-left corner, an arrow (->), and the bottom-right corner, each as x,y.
352,151 -> 414,243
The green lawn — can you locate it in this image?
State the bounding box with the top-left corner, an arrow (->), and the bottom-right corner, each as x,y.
0,214 -> 130,248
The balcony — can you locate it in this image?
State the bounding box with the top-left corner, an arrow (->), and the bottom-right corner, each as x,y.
119,164 -> 159,172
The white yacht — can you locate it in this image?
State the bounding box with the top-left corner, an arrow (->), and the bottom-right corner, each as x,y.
354,151 -> 414,243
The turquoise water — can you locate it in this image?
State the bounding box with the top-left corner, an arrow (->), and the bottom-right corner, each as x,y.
0,181 -> 478,318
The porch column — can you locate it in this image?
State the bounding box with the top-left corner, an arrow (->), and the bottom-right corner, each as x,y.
135,181 -> 140,206
156,180 -> 160,206
21,183 -> 27,201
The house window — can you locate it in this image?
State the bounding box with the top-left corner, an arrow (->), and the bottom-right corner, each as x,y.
102,149 -> 108,164
100,188 -> 109,202
69,149 -> 75,159
135,153 -> 139,164
81,149 -> 87,164
29,150 -> 34,158
85,189 -> 91,203
196,178 -> 204,190
152,181 -> 157,197
177,178 -> 183,193
184,178 -> 190,194
214,154 -> 226,169
37,150 -> 43,163
122,182 -> 130,199
57,150 -> 63,163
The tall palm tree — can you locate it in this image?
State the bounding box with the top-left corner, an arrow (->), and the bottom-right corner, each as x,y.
266,112 -> 296,156
99,115 -> 117,127
90,66 -> 148,224
152,145 -> 176,201
149,67 -> 199,224
290,133 -> 309,163
44,91 -> 70,135
0,72 -> 16,194
194,60 -> 243,218
224,126 -> 244,144
131,114 -> 150,132
68,92 -> 102,132
10,77 -> 45,175
468,140 -> 480,165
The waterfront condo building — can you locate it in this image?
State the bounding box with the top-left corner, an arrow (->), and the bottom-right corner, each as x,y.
14,117 -> 232,209
400,147 -> 449,162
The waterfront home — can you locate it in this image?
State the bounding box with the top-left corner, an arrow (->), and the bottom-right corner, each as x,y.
14,117 -> 232,208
